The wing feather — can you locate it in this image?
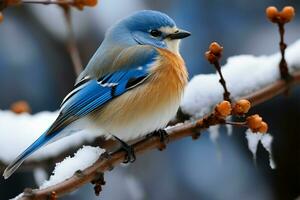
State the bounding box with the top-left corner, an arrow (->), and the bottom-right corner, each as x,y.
47,46 -> 158,134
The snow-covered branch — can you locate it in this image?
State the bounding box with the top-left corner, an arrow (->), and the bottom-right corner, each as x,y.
3,36 -> 299,199
181,39 -> 300,118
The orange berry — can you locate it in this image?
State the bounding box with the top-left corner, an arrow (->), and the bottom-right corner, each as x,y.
209,42 -> 223,55
280,6 -> 295,22
74,0 -> 97,9
258,121 -> 268,133
83,0 -> 97,6
266,6 -> 279,22
10,101 -> 31,114
233,99 -> 251,115
246,114 -> 263,130
7,0 -> 21,6
215,100 -> 232,118
205,51 -> 216,64
0,12 -> 3,23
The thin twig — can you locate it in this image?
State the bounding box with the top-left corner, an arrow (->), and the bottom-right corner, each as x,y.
225,121 -> 247,127
22,0 -> 73,5
214,60 -> 231,102
62,6 -> 83,76
205,42 -> 231,102
278,23 -> 292,81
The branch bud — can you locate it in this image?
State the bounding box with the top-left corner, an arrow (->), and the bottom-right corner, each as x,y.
215,100 -> 232,118
205,42 -> 223,64
258,121 -> 268,133
280,6 -> 295,23
266,6 -> 279,22
232,99 -> 251,115
10,101 -> 31,114
0,12 -> 3,23
246,114 -> 262,130
73,0 -> 97,10
266,6 -> 295,24
209,42 -> 223,55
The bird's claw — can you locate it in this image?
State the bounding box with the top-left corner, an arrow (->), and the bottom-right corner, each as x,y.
113,136 -> 136,163
150,129 -> 169,151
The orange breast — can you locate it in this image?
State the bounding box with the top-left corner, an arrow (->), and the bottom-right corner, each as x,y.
152,48 -> 188,91
90,48 -> 188,139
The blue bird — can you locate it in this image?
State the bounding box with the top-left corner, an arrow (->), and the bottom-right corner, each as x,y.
3,10 -> 190,179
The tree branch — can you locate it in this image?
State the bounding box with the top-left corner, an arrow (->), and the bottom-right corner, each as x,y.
19,111 -> 224,200
2,69 -> 299,174
15,69 -> 300,200
62,6 -> 83,76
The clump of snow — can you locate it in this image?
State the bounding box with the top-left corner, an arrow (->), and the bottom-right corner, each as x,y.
182,39 -> 300,117
260,134 -> 276,169
208,125 -> 220,143
0,110 -> 97,164
226,117 -> 233,136
40,146 -> 104,189
33,167 -> 48,186
226,124 -> 233,136
245,129 -> 275,169
208,125 -> 223,161
245,129 -> 262,162
10,193 -> 23,200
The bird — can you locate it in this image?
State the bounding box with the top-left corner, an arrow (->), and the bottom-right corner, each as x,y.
3,10 -> 190,179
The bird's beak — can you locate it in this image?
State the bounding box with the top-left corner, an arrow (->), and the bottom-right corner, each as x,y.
166,29 -> 191,40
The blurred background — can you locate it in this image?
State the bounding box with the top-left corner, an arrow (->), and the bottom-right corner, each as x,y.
1,0 -> 300,199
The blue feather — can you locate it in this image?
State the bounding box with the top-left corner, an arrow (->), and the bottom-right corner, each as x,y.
48,46 -> 158,134
3,46 -> 159,179
3,131 -> 59,179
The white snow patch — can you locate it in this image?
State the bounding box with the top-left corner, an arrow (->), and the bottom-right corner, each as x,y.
40,146 -> 104,189
246,129 -> 262,161
261,134 -> 276,169
245,129 -> 275,169
182,39 -> 300,117
209,125 -> 220,143
10,193 -> 23,200
0,110 -> 96,163
33,167 -> 48,186
226,116 -> 233,136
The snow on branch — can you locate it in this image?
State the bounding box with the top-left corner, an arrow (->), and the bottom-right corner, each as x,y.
181,39 -> 300,118
40,146 -> 104,189
2,6 -> 300,199
11,39 -> 300,199
0,111 -> 97,166
0,39 -> 299,170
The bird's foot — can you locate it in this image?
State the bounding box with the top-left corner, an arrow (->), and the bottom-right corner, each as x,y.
149,129 -> 169,151
113,136 -> 136,163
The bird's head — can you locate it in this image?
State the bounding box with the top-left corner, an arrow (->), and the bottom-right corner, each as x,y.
105,10 -> 191,54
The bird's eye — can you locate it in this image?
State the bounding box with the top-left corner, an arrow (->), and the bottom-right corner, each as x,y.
150,30 -> 162,37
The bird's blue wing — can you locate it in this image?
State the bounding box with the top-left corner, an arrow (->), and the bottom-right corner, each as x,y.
2,46 -> 159,179
48,46 -> 159,133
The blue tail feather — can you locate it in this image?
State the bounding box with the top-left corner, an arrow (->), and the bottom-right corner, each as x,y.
3,131 -> 58,179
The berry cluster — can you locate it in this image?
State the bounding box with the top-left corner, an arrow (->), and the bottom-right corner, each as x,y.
246,114 -> 268,133
205,42 -> 223,64
214,99 -> 268,133
266,6 -> 295,24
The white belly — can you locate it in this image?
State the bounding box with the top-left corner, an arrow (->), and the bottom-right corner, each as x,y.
93,98 -> 180,141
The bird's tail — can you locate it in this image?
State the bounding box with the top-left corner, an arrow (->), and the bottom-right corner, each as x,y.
3,131 -> 57,179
